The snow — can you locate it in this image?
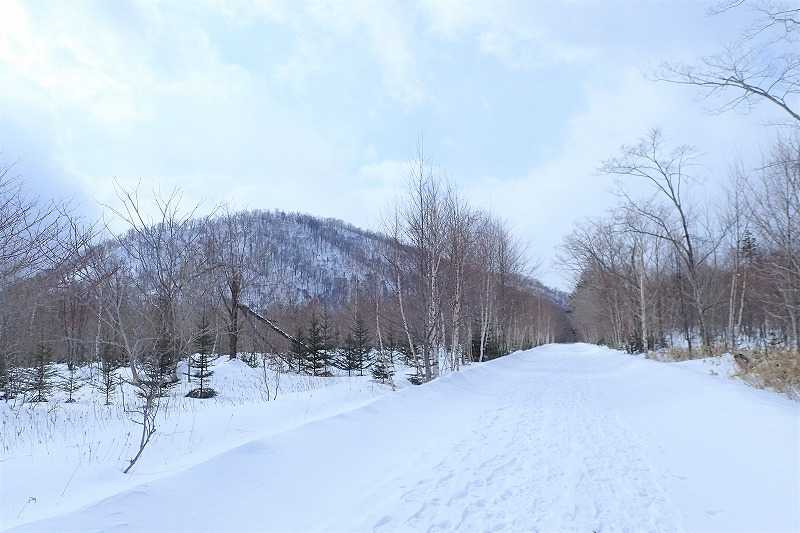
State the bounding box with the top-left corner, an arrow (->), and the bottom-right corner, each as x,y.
1,358 -> 397,530
670,353 -> 739,378
2,344 -> 798,532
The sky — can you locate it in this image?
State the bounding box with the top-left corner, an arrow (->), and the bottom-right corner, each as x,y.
0,0 -> 789,290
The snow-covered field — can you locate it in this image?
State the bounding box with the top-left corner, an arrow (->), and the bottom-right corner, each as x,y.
0,358 -> 396,531
2,344 -> 798,532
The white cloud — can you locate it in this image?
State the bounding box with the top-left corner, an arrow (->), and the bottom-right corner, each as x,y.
222,0 -> 426,106
0,0 -> 783,292
420,0 -> 596,69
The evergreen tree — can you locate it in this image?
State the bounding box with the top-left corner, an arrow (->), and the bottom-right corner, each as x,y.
187,314 -> 216,399
395,333 -> 415,367
740,229 -> 757,262
385,330 -> 397,365
26,343 -> 59,403
95,343 -> 122,406
0,352 -> 9,400
371,347 -> 394,385
350,314 -> 371,376
290,327 -> 307,374
304,314 -> 326,376
154,327 -> 179,395
407,368 -> 425,386
60,357 -> 85,403
0,352 -> 22,401
318,311 -> 336,375
340,332 -> 359,376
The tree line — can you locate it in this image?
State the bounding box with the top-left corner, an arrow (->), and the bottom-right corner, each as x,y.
561,131 -> 798,356
559,1 -> 799,395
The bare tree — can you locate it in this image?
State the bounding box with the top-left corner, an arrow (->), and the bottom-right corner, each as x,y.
400,148 -> 449,380
472,214 -> 524,361
746,135 -> 800,349
122,373 -> 162,474
209,209 -> 258,359
380,209 -> 412,362
0,164 -> 71,399
106,184 -> 203,384
602,129 -> 725,353
560,218 -> 638,349
443,186 -> 475,370
659,0 -> 799,123
722,164 -> 753,351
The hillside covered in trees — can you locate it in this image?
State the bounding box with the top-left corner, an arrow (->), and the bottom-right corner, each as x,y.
0,157 -> 571,410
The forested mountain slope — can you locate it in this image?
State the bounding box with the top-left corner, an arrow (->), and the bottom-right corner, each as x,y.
196,209 -> 567,311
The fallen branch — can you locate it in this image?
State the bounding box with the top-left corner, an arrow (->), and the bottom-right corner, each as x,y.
237,303 -> 311,352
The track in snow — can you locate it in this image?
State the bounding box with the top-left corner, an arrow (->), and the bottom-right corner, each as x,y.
6,344 -> 799,533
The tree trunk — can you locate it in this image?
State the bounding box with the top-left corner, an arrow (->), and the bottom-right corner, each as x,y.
638,244 -> 648,351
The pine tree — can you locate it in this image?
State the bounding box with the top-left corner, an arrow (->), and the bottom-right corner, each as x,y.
95,344 -> 121,406
26,343 -> 59,403
0,352 -> 22,401
740,229 -> 757,262
304,314 -> 326,376
407,368 -> 425,386
60,357 -> 85,403
396,332 -> 415,367
0,352 -> 9,400
340,332 -> 359,376
290,327 -> 307,374
350,314 -> 371,376
318,312 -> 336,375
187,314 -> 216,399
371,348 -> 394,385
385,330 -> 397,365
154,327 -> 179,395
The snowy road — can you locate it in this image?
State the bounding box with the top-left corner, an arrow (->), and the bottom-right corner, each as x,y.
7,344 -> 799,533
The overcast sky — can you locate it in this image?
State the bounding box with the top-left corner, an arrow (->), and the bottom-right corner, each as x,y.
0,0 -> 788,290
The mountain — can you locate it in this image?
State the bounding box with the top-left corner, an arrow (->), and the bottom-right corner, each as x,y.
231,210 -> 388,307
208,209 -> 566,310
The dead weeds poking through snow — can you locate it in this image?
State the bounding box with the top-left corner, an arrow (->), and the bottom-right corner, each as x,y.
648,347 -> 800,400
735,350 -> 800,400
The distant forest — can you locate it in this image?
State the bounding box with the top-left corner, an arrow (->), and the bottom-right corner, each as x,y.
557,0 -> 799,395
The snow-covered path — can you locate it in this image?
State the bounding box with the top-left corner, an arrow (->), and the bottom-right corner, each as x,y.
6,344 -> 799,533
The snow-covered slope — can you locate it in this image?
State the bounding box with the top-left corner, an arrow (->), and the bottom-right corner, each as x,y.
3,344 -> 799,533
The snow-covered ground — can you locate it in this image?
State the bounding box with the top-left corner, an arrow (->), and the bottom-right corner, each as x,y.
2,344 -> 798,532
0,358 -> 396,531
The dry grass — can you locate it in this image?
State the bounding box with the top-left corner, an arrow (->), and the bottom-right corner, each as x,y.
649,346 -> 800,399
645,347 -> 708,362
736,350 -> 800,400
